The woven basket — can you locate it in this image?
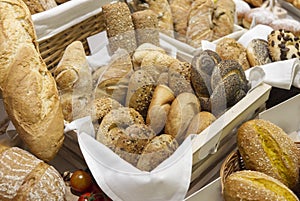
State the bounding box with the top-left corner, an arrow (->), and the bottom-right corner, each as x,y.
220,142 -> 300,192
38,11 -> 106,71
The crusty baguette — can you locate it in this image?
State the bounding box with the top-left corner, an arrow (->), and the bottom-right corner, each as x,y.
0,144 -> 65,200
1,0 -> 64,162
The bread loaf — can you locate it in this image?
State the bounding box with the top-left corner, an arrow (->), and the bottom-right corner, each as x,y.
102,2 -> 137,55
0,144 -> 65,200
223,170 -> 299,201
246,38 -> 272,67
237,119 -> 299,190
22,0 -> 57,14
53,41 -> 93,122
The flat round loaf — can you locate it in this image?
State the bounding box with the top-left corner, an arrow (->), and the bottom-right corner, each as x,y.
237,119 -> 299,189
0,144 -> 65,200
246,38 -> 272,67
267,29 -> 300,61
136,134 -> 178,171
223,170 -> 299,201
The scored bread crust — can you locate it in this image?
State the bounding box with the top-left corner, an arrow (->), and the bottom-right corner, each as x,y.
237,119 -> 299,189
0,145 -> 65,200
223,170 -> 299,201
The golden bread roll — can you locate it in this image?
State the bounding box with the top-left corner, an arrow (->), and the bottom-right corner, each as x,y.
131,9 -> 160,47
132,43 -> 166,70
185,111 -> 216,138
108,124 -> 156,166
246,38 -> 272,67
22,0 -> 57,14
267,29 -> 300,61
102,2 -> 137,55
53,41 -> 93,122
169,0 -> 193,41
237,119 -> 299,189
210,60 -> 248,116
165,92 -> 200,143
146,85 -> 175,134
223,170 -> 299,201
136,134 -> 178,171
0,144 -> 65,200
216,37 -> 250,71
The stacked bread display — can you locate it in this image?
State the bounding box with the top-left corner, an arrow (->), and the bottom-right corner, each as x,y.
222,119 -> 300,200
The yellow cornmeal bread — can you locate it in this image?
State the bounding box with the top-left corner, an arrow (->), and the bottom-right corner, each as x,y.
237,119 -> 299,190
223,170 -> 299,201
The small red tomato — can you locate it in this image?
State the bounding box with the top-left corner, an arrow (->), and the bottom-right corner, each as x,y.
70,170 -> 93,193
78,192 -> 96,201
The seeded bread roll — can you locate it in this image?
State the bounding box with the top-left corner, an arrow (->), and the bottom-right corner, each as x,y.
22,0 -> 57,14
267,29 -> 300,61
131,9 -> 160,47
223,170 -> 299,201
0,144 -> 65,200
237,119 -> 299,190
107,124 -> 156,166
216,37 -> 250,71
102,2 -> 137,55
210,60 -> 248,116
92,97 -> 123,123
246,38 -> 272,67
136,134 -> 178,171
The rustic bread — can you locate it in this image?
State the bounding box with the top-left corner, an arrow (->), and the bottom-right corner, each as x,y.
53,41 -> 93,122
237,119 -> 299,190
246,38 -> 272,67
136,134 -> 178,171
22,0 -> 57,14
223,170 -> 299,201
0,144 -> 65,200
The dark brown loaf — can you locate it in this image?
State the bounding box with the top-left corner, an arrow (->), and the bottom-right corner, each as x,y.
0,144 -> 65,200
237,119 -> 299,190
223,170 -> 299,201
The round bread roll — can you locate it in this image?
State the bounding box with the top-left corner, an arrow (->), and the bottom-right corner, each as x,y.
146,85 -> 175,134
0,144 -> 65,200
267,29 -> 300,61
165,92 -> 201,143
136,134 -> 178,171
185,111 -> 216,138
210,60 -> 248,116
110,124 -> 156,166
92,97 -> 123,123
96,107 -> 145,145
237,119 -> 299,189
246,38 -> 272,67
269,18 -> 300,37
223,170 -> 299,201
216,37 -> 250,71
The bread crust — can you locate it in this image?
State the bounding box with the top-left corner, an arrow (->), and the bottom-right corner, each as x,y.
223,170 -> 299,201
237,119 -> 299,189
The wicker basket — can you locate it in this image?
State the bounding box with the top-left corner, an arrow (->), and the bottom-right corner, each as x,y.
220,142 -> 300,192
38,11 -> 105,71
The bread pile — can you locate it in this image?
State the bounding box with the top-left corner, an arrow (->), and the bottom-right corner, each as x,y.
222,119 -> 300,200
